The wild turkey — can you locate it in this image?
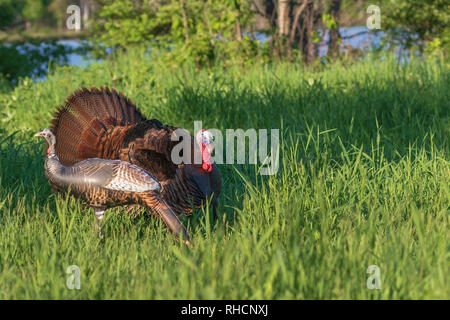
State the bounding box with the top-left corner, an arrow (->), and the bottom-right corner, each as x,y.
49,87 -> 222,218
35,128 -> 190,243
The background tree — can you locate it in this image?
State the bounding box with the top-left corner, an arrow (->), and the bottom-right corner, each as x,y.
0,0 -> 16,30
22,0 -> 46,30
92,0 -> 256,67
327,0 -> 341,57
380,0 -> 449,55
1,0 -> 448,81
48,0 -> 71,32
251,0 -> 326,63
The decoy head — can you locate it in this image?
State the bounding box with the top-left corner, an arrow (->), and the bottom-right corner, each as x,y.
35,128 -> 56,154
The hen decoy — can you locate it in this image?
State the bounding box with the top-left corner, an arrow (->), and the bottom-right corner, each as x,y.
49,87 -> 221,218
35,128 -> 190,243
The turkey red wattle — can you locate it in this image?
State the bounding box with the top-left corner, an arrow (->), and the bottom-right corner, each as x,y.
197,129 -> 214,173
201,143 -> 213,172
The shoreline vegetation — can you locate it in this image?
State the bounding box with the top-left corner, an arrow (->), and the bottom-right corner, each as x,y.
0,30 -> 91,43
1,1 -> 447,86
0,0 -> 368,44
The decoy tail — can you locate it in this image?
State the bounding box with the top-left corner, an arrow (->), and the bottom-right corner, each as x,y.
139,194 -> 191,245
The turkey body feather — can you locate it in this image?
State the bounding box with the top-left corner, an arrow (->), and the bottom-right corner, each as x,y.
36,128 -> 190,242
50,87 -> 222,216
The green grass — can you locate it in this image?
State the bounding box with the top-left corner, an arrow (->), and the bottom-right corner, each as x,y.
0,50 -> 449,299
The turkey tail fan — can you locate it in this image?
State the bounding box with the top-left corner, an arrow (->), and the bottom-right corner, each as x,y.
50,87 -> 147,166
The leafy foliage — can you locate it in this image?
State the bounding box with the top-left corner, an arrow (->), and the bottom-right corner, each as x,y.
92,0 -> 260,67
380,0 -> 449,55
0,0 -> 16,30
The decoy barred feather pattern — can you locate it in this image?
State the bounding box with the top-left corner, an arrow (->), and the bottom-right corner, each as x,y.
35,128 -> 190,242
49,87 -> 222,217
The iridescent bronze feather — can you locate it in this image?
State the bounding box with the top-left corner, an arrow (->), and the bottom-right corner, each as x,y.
50,87 -> 222,217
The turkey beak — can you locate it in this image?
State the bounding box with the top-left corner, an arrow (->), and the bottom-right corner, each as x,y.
34,130 -> 43,137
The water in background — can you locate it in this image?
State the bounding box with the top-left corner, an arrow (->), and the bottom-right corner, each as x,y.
17,26 -> 385,81
254,26 -> 383,56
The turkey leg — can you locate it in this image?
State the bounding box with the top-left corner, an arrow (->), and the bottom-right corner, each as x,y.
92,206 -> 106,238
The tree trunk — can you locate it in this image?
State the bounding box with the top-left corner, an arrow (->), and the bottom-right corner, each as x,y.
297,0 -> 317,64
278,0 -> 290,36
234,1 -> 243,40
81,0 -> 90,29
328,0 -> 341,57
180,0 -> 189,45
305,2 -> 315,63
234,6 -> 242,40
289,0 -> 309,44
203,1 -> 215,45
253,0 -> 321,63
